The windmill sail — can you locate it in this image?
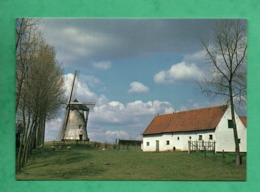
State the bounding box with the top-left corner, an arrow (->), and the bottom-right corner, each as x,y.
59,70 -> 78,140
59,71 -> 95,141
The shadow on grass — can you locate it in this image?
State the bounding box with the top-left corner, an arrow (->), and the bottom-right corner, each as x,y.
23,148 -> 94,170
48,166 -> 106,180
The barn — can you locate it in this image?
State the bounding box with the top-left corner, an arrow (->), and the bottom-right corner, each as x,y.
142,105 -> 247,152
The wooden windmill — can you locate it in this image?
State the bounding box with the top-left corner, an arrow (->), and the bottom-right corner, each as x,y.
59,71 -> 95,142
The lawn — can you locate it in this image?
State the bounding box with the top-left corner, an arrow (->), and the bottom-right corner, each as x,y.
16,142 -> 246,181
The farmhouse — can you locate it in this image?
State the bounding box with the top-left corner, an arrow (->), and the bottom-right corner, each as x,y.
142,105 -> 247,152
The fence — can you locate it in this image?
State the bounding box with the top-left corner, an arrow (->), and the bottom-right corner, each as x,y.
188,140 -> 215,153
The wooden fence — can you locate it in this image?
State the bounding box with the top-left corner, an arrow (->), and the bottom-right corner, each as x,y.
188,140 -> 215,153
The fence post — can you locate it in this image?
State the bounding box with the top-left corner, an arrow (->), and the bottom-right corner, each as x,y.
188,141 -> 190,154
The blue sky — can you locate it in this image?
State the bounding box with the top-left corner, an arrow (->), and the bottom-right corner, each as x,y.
39,19 -> 246,143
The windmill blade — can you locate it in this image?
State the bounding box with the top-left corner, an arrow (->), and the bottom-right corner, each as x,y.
59,70 -> 78,140
70,70 -> 79,102
68,70 -> 78,103
85,103 -> 95,110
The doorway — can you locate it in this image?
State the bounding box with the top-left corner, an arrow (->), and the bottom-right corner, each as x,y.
156,140 -> 159,152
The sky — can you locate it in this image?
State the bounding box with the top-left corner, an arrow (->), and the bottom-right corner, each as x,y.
39,19 -> 247,143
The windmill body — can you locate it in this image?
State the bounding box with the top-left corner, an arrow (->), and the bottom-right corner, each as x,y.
59,71 -> 95,141
62,100 -> 92,141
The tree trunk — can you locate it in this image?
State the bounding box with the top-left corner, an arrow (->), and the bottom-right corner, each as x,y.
229,85 -> 241,165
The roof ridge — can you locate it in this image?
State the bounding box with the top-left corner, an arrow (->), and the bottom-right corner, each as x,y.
157,105 -> 228,117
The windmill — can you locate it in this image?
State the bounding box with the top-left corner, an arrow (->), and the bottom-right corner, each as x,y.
59,71 -> 95,142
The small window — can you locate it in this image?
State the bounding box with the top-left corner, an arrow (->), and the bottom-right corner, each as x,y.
166,140 -> 170,145
228,119 -> 233,128
177,137 -> 180,140
189,136 -> 192,140
209,135 -> 213,140
146,142 -> 149,146
199,135 -> 202,140
238,139 -> 241,144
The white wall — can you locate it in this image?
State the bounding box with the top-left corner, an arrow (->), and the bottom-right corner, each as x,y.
215,106 -> 247,152
142,106 -> 247,153
143,130 -> 215,152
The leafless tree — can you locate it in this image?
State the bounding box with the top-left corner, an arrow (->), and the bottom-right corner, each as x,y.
16,18 -> 65,170
16,18 -> 43,112
200,20 -> 247,165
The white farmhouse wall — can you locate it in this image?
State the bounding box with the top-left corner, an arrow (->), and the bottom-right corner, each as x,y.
143,130 -> 215,152
142,106 -> 247,153
215,106 -> 247,152
142,134 -> 161,152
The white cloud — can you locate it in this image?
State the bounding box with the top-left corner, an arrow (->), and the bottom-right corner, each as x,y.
63,73 -> 97,102
92,100 -> 174,125
183,49 -> 206,64
40,23 -> 113,65
92,61 -> 112,70
80,75 -> 104,88
61,27 -> 111,56
128,81 -> 149,93
154,62 -> 203,83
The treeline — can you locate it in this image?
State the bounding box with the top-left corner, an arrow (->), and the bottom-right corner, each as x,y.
16,18 -> 65,170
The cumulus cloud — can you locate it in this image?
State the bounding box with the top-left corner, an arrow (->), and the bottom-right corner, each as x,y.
92,100 -> 174,125
80,75 -> 104,88
128,81 -> 149,93
154,62 -> 203,84
63,73 -> 97,102
92,61 -> 112,70
183,49 -> 206,64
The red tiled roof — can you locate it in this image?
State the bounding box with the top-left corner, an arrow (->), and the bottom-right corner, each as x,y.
143,105 -> 228,135
239,116 -> 247,127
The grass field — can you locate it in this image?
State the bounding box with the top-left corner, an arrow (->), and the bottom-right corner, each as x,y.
16,142 -> 246,181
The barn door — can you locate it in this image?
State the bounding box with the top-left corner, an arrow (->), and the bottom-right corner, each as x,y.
156,140 -> 159,152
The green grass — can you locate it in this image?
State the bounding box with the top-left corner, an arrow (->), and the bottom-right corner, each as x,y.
16,142 -> 246,181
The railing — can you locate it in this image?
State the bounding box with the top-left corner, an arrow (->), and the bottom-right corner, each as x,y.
188,140 -> 215,153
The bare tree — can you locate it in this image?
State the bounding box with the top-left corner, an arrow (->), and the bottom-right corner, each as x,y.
16,18 -> 43,112
16,18 -> 65,170
200,20 -> 247,165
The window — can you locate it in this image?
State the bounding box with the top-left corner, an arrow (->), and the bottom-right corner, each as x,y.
189,136 -> 192,140
199,135 -> 202,140
228,119 -> 233,128
238,139 -> 241,144
177,137 -> 180,140
166,140 -> 170,145
209,135 -> 213,140
146,142 -> 149,146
